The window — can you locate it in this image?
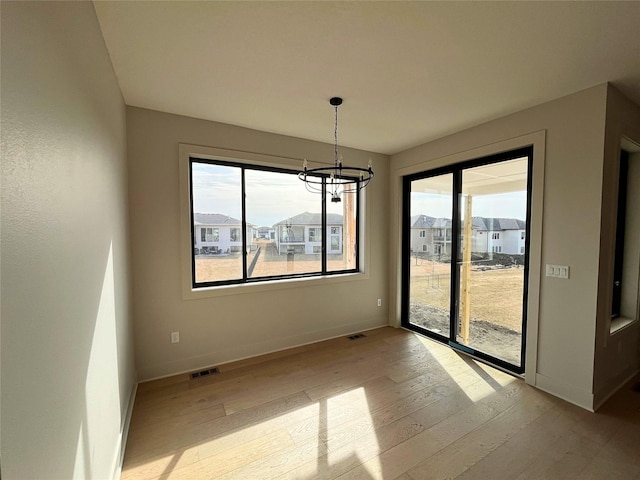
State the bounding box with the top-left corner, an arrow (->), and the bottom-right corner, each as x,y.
492,232 -> 500,240
610,146 -> 640,331
520,246 -> 525,254
419,230 -> 426,238
521,231 -> 525,240
308,227 -> 321,242
201,227 -> 219,242
492,245 -> 502,253
422,244 -> 427,252
189,157 -> 360,287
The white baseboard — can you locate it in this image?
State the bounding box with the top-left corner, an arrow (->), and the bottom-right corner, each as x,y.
535,372 -> 594,411
113,382 -> 138,480
139,319 -> 388,382
593,368 -> 640,411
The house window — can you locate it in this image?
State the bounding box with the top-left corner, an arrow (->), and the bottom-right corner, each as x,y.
492,245 -> 502,253
308,227 -> 321,242
189,157 -> 360,287
419,230 -> 426,238
492,232 -> 500,240
520,246 -> 525,254
422,244 -> 427,252
201,227 -> 219,242
521,231 -> 525,240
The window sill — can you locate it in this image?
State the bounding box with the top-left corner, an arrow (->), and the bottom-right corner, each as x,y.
610,316 -> 637,335
182,270 -> 368,301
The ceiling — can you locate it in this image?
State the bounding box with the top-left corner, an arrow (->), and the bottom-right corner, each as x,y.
94,1 -> 640,155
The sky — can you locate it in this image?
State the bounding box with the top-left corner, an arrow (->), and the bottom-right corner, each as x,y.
193,162 -> 528,227
192,162 -> 345,226
411,191 -> 528,221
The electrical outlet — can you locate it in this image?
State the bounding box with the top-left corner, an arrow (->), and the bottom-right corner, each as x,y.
171,331 -> 180,343
377,298 -> 382,307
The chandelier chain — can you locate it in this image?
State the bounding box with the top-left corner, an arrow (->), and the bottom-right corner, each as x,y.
298,96 -> 374,202
334,104 -> 339,168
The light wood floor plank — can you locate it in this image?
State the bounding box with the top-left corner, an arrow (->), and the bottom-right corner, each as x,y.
121,327 -> 640,480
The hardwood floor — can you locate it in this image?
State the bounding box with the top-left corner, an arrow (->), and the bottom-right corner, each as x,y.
121,327 -> 640,479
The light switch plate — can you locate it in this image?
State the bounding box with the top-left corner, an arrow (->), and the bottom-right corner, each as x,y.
546,264 -> 569,279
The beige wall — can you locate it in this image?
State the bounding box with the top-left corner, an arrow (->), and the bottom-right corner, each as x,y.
127,107 -> 390,380
593,85 -> 640,408
1,2 -> 135,478
390,85 -> 611,409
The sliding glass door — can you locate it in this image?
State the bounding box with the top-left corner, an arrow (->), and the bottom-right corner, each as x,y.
406,173 -> 454,339
402,147 -> 532,373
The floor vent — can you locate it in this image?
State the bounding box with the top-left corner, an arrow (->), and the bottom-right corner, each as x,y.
347,333 -> 366,340
190,367 -> 220,379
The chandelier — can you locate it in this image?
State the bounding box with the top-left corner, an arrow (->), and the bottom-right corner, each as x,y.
298,97 -> 374,203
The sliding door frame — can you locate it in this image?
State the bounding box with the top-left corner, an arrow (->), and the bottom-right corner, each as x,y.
401,146 -> 534,374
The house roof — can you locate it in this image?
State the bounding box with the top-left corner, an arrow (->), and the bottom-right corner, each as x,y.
273,211 -> 343,227
410,215 -> 436,228
473,217 -> 526,231
410,215 -> 452,229
432,218 -> 452,228
411,214 -> 525,231
194,213 -> 243,226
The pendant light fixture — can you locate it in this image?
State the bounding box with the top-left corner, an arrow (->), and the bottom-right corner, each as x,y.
298,97 -> 374,203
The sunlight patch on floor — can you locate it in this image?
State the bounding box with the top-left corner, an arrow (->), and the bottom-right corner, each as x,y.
416,334 -> 517,403
327,387 -> 381,476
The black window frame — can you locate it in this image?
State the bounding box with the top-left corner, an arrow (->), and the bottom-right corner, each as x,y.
189,157 -> 361,288
612,150 -> 629,318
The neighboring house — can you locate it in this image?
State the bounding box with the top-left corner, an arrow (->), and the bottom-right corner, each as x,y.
257,226 -> 275,240
273,212 -> 343,254
410,215 -> 526,256
409,215 -> 453,256
193,213 -> 254,254
472,217 -> 526,255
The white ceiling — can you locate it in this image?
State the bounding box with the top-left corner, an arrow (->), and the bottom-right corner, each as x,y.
94,1 -> 640,155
